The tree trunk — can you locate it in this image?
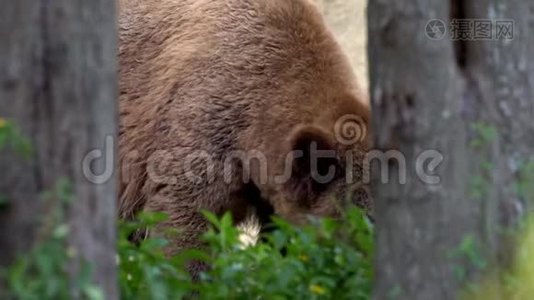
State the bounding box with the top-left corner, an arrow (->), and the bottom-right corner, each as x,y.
0,0 -> 118,298
369,0 -> 534,299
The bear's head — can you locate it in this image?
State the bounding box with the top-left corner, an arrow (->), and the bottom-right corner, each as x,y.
260,96 -> 371,225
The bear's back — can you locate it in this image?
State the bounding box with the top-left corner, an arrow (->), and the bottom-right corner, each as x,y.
120,0 -> 361,145
118,0 -> 368,218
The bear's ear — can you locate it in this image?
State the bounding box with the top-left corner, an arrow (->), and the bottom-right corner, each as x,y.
286,125 -> 341,207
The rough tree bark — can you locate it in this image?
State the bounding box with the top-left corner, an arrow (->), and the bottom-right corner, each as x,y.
369,0 -> 534,299
0,0 -> 118,298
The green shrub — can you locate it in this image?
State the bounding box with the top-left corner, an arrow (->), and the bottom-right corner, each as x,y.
3,204 -> 373,300
1,180 -> 103,300
117,212 -> 200,300
118,207 -> 373,300
196,208 -> 374,300
0,118 -> 32,158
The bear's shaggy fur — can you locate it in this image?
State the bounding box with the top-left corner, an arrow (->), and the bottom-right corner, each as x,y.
118,0 -> 370,262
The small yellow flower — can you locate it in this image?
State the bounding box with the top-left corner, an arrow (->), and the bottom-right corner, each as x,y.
299,255 -> 309,262
309,284 -> 326,295
0,118 -> 6,128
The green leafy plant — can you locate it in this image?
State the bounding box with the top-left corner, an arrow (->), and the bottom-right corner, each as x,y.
4,202 -> 373,300
462,215 -> 534,300
117,206 -> 374,300
448,234 -> 487,282
2,179 -> 103,300
515,160 -> 534,204
0,118 -> 32,158
195,207 -> 374,299
0,118 -> 33,211
469,122 -> 498,149
117,212 -> 203,300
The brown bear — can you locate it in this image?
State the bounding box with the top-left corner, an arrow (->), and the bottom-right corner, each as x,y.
118,0 -> 370,266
